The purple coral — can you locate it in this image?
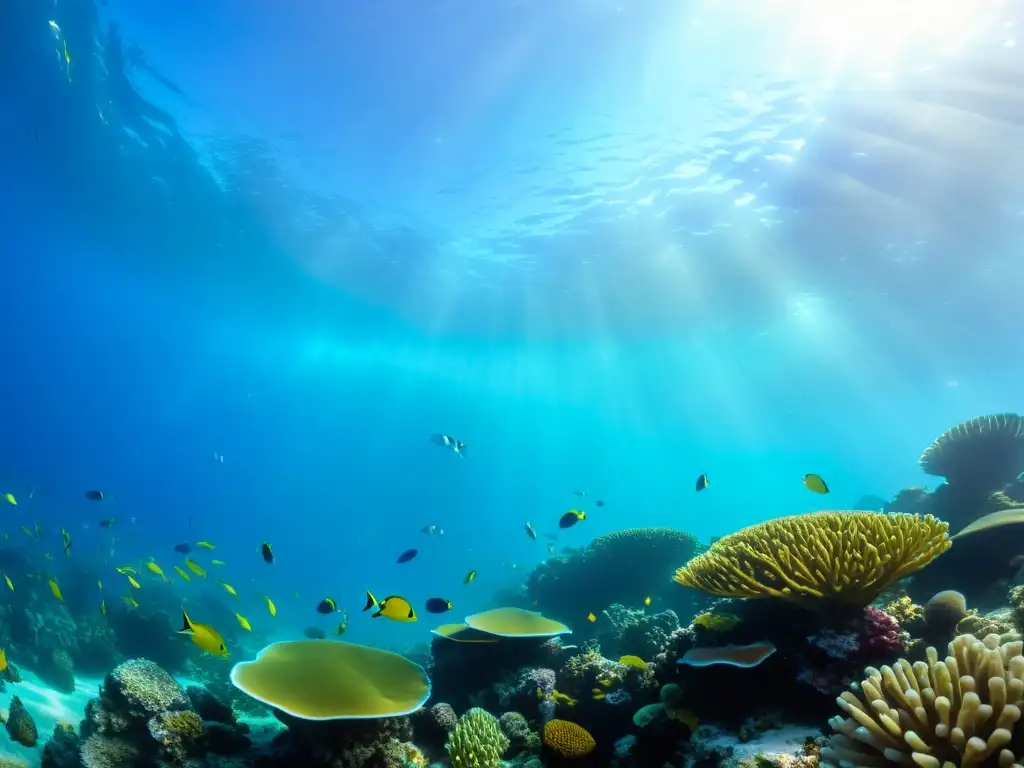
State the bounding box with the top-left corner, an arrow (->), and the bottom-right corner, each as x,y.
861,606 -> 905,654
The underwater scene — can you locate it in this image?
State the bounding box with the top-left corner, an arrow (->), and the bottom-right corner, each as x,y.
2,0 -> 1024,767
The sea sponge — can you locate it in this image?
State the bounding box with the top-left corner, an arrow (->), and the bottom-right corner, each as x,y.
147,709 -> 204,760
230,639 -> 431,719
542,719 -> 596,758
924,590 -> 969,635
884,595 -> 924,629
109,658 -> 189,716
822,633 -> 1024,768
446,707 -> 509,768
673,511 -> 950,606
920,413 -> 1024,488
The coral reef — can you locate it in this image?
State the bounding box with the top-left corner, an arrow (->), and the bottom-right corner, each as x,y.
595,604 -> 680,660
6,696 -> 37,748
526,527 -> 703,631
674,511 -> 951,606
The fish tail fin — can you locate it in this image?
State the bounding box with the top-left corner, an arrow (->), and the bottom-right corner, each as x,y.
371,609 -> 382,619
179,611 -> 194,634
363,590 -> 377,612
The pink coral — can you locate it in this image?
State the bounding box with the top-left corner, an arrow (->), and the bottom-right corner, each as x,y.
860,606 -> 905,654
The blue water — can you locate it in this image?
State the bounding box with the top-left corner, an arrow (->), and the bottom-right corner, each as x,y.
0,0 -> 1022,652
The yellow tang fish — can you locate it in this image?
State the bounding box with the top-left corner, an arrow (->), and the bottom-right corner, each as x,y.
0,648 -> 7,673
2,493 -> 15,506
261,595 -> 276,617
184,558 -> 206,579
122,596 -> 139,608
179,611 -> 229,657
587,612 -> 596,622
173,565 -> 191,582
196,541 -> 216,550
127,575 -> 141,589
3,575 -> 12,591
644,596 -> 651,607
235,613 -> 251,631
49,578 -> 63,601
146,562 -> 168,582
100,599 -> 107,617
803,473 -> 830,495
217,581 -> 238,599
211,559 -> 226,566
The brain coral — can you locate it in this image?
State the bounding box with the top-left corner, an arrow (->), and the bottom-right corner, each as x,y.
674,511 -> 950,606
109,658 -> 189,716
920,413 -> 1024,489
542,719 -> 596,758
447,707 -> 509,768
823,632 -> 1024,768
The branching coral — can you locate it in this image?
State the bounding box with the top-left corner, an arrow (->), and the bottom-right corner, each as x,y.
823,633 -> 1024,768
447,708 -> 509,768
674,511 -> 950,606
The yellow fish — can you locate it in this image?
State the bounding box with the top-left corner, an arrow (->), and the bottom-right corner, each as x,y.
146,562 -> 168,581
116,566 -> 137,575
127,575 -> 141,589
20,525 -> 32,537
196,541 -> 216,550
366,592 -> 417,622
217,581 -> 238,599
3,575 -> 12,591
173,566 -> 191,582
592,689 -> 605,700
2,493 -> 15,505
261,595 -> 276,617
803,473 -> 830,495
97,580 -> 103,591
235,613 -> 251,631
122,596 -> 139,608
644,596 -> 651,607
100,599 -> 107,617
464,570 -> 477,584
184,558 -> 206,579
0,649 -> 7,673
61,528 -> 71,557
63,40 -> 71,82
587,612 -> 596,623
211,559 -> 226,566
179,611 -> 228,657
49,578 -> 63,601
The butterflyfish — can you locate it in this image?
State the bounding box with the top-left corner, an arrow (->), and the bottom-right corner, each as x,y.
559,510 -> 586,529
803,473 -> 830,495
317,597 -> 338,614
178,611 -> 229,657
425,597 -> 453,614
371,594 -> 417,622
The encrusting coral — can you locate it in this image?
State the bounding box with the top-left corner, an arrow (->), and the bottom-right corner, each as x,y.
674,511 -> 951,606
447,707 -> 509,768
823,632 -> 1024,768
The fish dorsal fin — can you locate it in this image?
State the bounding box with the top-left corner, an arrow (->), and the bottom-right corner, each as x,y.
363,590 -> 377,612
179,611 -> 194,634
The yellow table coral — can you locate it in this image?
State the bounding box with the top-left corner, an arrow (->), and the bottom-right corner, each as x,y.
673,511 -> 950,606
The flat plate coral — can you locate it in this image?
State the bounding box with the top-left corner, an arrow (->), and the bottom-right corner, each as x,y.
463,607 -> 572,638
229,639 -> 430,720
